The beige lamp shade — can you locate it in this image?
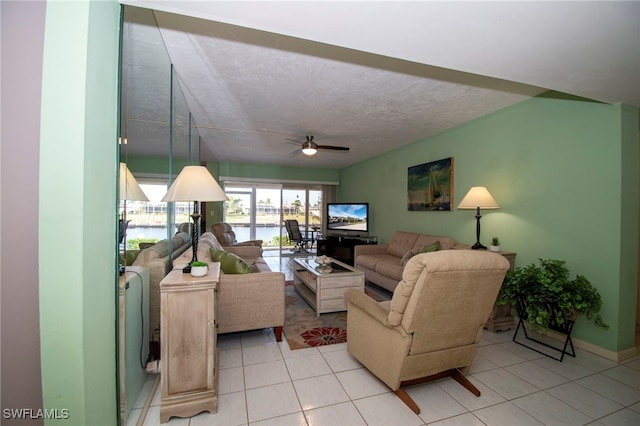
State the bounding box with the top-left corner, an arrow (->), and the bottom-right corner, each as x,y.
161,165 -> 227,202
119,163 -> 149,201
457,186 -> 499,209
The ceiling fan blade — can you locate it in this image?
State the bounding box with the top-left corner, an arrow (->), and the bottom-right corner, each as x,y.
286,138 -> 302,143
317,145 -> 350,151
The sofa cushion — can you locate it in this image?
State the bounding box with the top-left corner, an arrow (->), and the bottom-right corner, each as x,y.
357,254 -> 393,270
217,251 -> 253,274
375,261 -> 404,282
252,259 -> 271,273
401,240 -> 441,266
386,231 -> 420,258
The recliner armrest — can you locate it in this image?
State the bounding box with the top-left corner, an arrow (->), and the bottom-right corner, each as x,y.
345,289 -> 389,325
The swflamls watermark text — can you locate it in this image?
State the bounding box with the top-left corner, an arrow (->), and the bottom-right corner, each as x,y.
3,408 -> 70,420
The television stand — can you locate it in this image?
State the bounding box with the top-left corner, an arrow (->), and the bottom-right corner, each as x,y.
317,235 -> 377,266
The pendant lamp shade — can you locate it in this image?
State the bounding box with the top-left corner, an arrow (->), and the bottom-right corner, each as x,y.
161,166 -> 227,202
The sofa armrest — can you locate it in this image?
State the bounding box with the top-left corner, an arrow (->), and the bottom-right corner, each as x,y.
225,245 -> 262,259
353,244 -> 389,266
237,240 -> 263,247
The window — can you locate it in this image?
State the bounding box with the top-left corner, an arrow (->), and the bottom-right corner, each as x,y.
120,181 -> 191,248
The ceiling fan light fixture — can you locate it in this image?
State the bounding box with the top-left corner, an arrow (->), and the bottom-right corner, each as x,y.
301,140 -> 318,156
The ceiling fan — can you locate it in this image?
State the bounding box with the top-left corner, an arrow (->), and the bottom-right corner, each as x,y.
287,135 -> 350,156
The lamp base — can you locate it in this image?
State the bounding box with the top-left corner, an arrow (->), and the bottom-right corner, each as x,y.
182,265 -> 192,274
471,242 -> 487,250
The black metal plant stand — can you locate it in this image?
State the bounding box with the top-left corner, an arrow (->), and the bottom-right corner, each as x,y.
512,300 -> 576,362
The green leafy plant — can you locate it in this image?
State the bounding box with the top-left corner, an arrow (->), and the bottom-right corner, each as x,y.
191,261 -> 208,267
491,237 -> 500,246
497,258 -> 608,332
126,237 -> 158,250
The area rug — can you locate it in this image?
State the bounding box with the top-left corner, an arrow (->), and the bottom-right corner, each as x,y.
283,280 -> 390,350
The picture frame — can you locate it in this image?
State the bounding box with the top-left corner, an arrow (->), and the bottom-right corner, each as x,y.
407,157 -> 454,211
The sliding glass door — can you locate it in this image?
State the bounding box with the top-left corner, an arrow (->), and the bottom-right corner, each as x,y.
223,183 -> 282,251
222,182 -> 323,254
281,186 -> 323,254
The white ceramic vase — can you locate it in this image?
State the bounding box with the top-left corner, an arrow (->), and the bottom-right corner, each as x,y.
489,245 -> 501,252
190,265 -> 208,277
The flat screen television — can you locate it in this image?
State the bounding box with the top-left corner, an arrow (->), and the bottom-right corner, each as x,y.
326,202 -> 369,234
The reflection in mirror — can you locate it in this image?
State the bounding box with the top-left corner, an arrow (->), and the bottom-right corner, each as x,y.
118,6 -> 209,424
118,6 -> 172,426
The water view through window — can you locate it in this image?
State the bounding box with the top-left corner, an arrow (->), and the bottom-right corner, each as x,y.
121,182 -> 323,252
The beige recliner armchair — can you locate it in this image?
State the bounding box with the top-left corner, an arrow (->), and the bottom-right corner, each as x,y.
211,222 -> 263,249
345,250 -> 510,414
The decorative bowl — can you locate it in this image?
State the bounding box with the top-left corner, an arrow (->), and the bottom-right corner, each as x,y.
315,256 -> 331,266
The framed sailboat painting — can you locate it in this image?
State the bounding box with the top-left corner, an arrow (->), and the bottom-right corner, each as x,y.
407,157 -> 453,211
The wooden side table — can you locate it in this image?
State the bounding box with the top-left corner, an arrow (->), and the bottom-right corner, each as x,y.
485,251 -> 517,332
159,262 -> 220,423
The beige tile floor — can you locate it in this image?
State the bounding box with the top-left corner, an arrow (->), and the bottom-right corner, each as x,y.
130,253 -> 640,426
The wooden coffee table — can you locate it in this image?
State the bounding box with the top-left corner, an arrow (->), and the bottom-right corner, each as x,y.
293,257 -> 365,317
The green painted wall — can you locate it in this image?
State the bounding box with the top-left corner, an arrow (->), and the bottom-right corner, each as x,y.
39,1 -> 120,424
218,161 -> 340,183
339,94 -> 639,353
123,156 -> 190,177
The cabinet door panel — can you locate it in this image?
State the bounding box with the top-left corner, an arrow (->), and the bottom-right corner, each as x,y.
163,289 -> 211,394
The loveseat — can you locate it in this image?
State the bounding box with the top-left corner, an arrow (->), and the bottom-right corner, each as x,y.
132,232 -> 192,336
172,232 -> 285,341
354,230 -> 468,292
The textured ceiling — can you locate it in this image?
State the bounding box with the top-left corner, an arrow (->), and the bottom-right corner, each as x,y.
120,1 -> 640,170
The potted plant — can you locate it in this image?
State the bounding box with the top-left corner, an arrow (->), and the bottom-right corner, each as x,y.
190,261 -> 209,277
490,237 -> 501,252
497,258 -> 609,332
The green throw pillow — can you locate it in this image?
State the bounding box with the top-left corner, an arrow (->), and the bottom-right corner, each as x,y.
119,250 -> 140,266
216,250 -> 252,274
417,240 -> 441,254
401,241 -> 441,266
210,248 -> 227,262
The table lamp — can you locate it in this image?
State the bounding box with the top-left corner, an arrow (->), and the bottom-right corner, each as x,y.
119,162 -> 149,244
457,186 -> 499,250
161,165 -> 227,272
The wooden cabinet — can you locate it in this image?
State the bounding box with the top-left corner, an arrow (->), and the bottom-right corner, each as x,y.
159,263 -> 220,423
316,235 -> 377,265
485,251 -> 517,332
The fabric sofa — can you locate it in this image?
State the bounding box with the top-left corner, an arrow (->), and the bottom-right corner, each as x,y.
132,232 -> 192,337
354,230 -> 468,292
172,232 -> 285,341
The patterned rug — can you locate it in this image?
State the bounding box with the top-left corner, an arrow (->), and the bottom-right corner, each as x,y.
283,280 -> 390,350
